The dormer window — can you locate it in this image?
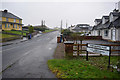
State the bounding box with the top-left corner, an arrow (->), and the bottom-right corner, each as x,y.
102,16 -> 109,24
109,13 -> 113,22
14,19 -> 16,22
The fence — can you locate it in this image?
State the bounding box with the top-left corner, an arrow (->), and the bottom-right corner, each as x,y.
64,42 -> 120,57
65,36 -> 102,41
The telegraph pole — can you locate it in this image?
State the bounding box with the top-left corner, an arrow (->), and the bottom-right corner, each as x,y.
66,20 -> 67,29
61,20 -> 62,34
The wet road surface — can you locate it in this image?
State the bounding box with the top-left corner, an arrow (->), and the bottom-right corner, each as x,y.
1,31 -> 59,78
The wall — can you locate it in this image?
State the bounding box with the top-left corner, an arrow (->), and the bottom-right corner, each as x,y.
118,1 -> 120,12
116,28 -> 120,41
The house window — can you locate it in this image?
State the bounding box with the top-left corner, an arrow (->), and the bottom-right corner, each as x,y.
19,20 -> 21,23
16,24 -> 17,29
5,24 -> 7,28
104,30 -> 109,36
8,24 -> 10,28
13,24 -> 14,28
6,18 -> 8,22
14,19 -> 16,22
19,25 -> 21,29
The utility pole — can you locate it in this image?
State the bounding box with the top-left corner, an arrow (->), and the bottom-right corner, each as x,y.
66,20 -> 67,29
41,20 -> 43,27
44,20 -> 45,27
61,20 -> 62,34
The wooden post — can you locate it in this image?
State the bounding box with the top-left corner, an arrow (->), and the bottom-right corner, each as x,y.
77,44 -> 79,56
80,40 -> 82,54
108,46 -> 111,68
64,41 -> 74,57
86,43 -> 88,61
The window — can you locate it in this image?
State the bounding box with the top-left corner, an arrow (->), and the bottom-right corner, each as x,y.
8,24 -> 10,28
14,19 -> 16,22
19,25 -> 21,29
19,20 -> 21,23
5,24 -> 7,28
13,24 -> 14,28
104,30 -> 109,36
16,24 -> 17,29
6,18 -> 8,22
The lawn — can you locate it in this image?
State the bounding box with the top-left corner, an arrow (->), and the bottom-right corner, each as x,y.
3,30 -> 28,36
48,56 -> 120,78
44,29 -> 54,33
0,33 -> 17,39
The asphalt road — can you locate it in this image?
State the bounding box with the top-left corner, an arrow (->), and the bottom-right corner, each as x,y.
1,31 -> 59,78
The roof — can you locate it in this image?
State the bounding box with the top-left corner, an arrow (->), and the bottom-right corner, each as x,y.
102,16 -> 109,19
0,10 -> 22,20
110,12 -> 120,17
109,17 -> 120,28
94,19 -> 102,22
76,24 -> 89,27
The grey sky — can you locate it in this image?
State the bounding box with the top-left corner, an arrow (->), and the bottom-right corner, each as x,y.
1,0 -> 120,28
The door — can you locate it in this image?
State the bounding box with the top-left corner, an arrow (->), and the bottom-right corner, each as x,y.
111,29 -> 116,41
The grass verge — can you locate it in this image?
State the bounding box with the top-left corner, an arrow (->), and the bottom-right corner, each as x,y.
48,56 -> 120,78
43,29 -> 54,33
0,33 -> 17,39
3,30 -> 28,36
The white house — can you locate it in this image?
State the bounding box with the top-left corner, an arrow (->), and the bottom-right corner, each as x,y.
91,9 -> 120,42
70,24 -> 90,34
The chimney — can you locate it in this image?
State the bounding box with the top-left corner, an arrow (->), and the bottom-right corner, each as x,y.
4,9 -> 8,13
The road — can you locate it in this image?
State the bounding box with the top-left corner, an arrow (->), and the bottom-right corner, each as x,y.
0,31 -> 59,78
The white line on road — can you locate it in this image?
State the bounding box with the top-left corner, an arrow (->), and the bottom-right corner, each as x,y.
0,46 -> 19,52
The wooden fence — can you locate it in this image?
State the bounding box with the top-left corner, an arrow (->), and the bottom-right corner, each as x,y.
64,42 -> 120,56
65,36 -> 102,41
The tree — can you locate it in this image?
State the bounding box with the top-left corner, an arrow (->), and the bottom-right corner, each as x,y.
29,26 -> 34,33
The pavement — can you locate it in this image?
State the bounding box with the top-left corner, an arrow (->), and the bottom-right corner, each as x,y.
0,31 -> 59,79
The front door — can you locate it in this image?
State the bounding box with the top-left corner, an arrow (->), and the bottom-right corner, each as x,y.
111,29 -> 116,41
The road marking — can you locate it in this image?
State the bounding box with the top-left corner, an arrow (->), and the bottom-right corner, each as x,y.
48,47 -> 52,50
0,46 -> 19,52
23,50 -> 32,56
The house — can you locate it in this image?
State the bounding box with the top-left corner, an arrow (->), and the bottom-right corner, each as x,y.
91,9 -> 120,42
109,13 -> 120,41
91,19 -> 102,36
0,10 -> 23,30
70,24 -> 90,34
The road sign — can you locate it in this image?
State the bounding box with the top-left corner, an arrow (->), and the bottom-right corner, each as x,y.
87,47 -> 109,56
86,43 -> 111,68
88,44 -> 110,50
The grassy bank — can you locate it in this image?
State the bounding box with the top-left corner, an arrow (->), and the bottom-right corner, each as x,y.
0,33 -> 17,39
43,29 -> 55,33
48,56 -> 120,78
3,30 -> 28,36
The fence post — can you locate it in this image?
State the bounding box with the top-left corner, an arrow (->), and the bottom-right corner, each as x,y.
86,43 -> 88,61
64,41 -> 74,57
77,44 -> 79,56
108,46 -> 111,68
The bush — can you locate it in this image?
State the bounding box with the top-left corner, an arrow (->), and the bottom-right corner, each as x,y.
62,29 -> 73,37
28,26 -> 34,33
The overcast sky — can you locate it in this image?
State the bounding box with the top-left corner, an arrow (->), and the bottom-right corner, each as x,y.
1,0 -> 120,28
